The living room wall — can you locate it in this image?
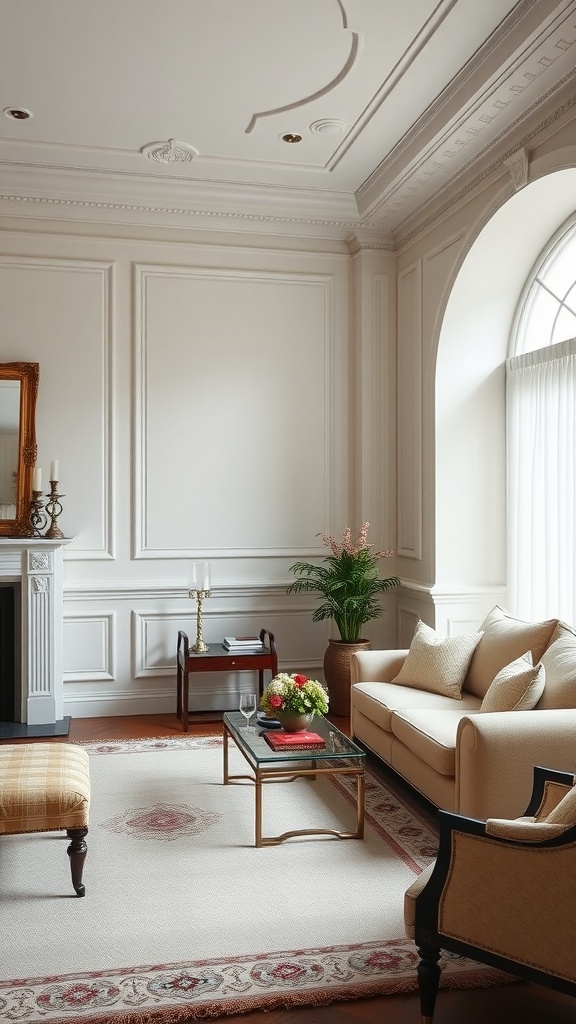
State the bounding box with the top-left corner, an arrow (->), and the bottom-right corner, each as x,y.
0,224 -> 397,717
392,91 -> 576,645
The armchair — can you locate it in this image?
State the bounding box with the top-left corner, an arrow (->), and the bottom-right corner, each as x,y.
404,765 -> 576,1023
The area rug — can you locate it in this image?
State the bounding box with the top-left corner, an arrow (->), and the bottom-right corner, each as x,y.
0,736 -> 511,1022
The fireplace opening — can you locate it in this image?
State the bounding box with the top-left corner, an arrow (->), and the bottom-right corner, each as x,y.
0,582 -> 20,723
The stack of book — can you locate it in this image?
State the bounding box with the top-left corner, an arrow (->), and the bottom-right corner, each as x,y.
222,635 -> 265,652
263,730 -> 326,752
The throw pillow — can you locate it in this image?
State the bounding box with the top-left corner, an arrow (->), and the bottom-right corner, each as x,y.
464,605 -> 557,699
537,633 -> 576,709
545,784 -> 576,827
391,621 -> 482,700
480,652 -> 545,712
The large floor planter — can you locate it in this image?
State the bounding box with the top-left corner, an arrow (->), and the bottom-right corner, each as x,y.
323,639 -> 371,717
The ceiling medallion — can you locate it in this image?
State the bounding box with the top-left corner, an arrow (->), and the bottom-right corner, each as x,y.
281,133 -> 302,144
309,119 -> 347,136
141,139 -> 198,164
4,107 -> 32,120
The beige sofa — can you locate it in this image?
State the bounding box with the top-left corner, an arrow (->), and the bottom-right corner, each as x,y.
351,606 -> 576,820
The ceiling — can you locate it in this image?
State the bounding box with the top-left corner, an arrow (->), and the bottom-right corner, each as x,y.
1,0 -> 575,236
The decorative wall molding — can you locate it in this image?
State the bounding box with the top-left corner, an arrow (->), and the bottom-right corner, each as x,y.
0,255 -> 115,560
132,262 -> 343,559
63,612 -> 115,682
397,260 -> 423,560
504,147 -> 530,190
396,82 -> 576,247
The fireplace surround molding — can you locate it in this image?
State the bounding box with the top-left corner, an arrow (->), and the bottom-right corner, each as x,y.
0,537 -> 71,726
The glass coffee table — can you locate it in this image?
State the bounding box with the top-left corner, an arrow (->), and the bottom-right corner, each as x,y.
222,711 -> 366,848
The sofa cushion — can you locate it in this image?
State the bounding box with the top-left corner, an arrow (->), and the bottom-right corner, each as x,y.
480,652 -> 545,712
351,681 -> 481,733
464,605 -> 557,699
390,621 -> 482,699
391,709 -> 482,777
536,633 -> 576,709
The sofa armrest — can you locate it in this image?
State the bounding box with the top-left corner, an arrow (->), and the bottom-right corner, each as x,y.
456,709 -> 576,820
351,649 -> 409,684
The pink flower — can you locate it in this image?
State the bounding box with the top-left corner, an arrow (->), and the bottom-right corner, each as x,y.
269,694 -> 283,709
316,522 -> 394,559
293,674 -> 308,687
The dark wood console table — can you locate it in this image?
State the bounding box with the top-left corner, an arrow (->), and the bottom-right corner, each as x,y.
176,627 -> 278,732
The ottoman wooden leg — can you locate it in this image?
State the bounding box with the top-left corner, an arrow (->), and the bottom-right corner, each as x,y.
67,827 -> 88,897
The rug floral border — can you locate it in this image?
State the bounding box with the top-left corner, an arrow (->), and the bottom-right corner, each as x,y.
0,736 -> 512,1023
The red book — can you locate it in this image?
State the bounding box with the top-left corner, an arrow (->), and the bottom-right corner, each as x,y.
263,730 -> 326,751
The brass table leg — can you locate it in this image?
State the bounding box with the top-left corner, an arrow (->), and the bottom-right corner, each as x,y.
223,727 -> 229,784
255,770 -> 263,848
357,770 -> 365,839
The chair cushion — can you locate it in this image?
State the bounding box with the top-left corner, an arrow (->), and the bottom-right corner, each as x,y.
485,817 -> 567,841
537,633 -> 576,709
404,861 -> 435,939
0,742 -> 90,835
480,652 -> 545,712
464,605 -> 557,698
390,621 -> 482,699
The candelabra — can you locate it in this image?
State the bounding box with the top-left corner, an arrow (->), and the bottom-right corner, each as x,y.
45,480 -> 65,539
26,490 -> 48,538
188,560 -> 211,653
188,587 -> 211,652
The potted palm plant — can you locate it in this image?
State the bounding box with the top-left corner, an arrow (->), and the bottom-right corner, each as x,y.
287,523 -> 400,715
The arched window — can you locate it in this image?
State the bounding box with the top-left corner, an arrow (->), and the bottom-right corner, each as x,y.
507,215 -> 576,622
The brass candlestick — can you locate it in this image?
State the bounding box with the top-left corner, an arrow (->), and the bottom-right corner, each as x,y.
26,490 -> 48,537
189,588 -> 211,653
45,480 -> 65,539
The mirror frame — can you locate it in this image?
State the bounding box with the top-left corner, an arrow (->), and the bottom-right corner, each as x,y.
0,362 -> 39,537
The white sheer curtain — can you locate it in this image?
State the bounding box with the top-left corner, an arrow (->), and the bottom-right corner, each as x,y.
507,338 -> 576,622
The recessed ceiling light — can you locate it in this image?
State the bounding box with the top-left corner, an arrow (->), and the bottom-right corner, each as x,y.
310,119 -> 347,136
4,107 -> 32,120
281,133 -> 302,144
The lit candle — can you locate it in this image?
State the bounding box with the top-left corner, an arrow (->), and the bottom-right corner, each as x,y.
33,467 -> 42,492
50,459 -> 59,482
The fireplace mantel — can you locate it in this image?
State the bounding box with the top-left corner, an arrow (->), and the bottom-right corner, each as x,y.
0,537 -> 72,725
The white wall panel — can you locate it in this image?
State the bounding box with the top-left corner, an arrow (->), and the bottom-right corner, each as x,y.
63,611 -> 115,681
0,257 -> 114,559
397,261 -> 423,560
133,265 -> 339,558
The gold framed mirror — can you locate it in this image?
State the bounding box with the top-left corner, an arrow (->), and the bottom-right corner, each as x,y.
0,362 -> 39,536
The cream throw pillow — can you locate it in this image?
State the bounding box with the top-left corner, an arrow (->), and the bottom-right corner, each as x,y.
391,621 -> 482,700
464,605 -> 557,699
537,634 -> 576,709
480,651 -> 545,712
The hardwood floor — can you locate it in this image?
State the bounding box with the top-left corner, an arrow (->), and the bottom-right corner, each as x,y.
37,714 -> 576,1021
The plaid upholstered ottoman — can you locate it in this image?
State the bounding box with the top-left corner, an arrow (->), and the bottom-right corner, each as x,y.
0,742 -> 90,896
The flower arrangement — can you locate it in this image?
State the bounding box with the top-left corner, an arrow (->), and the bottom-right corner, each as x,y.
260,673 -> 329,718
287,522 -> 400,643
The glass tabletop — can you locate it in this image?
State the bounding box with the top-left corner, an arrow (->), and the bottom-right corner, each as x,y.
223,711 -> 365,766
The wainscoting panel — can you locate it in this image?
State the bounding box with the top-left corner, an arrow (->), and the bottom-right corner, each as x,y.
397,260 -> 423,561
61,583 -> 328,716
63,612 -> 115,682
133,263 -> 348,560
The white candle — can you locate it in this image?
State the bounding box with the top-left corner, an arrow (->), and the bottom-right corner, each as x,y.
50,459 -> 59,481
33,467 -> 42,491
189,561 -> 211,592
201,561 -> 211,591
